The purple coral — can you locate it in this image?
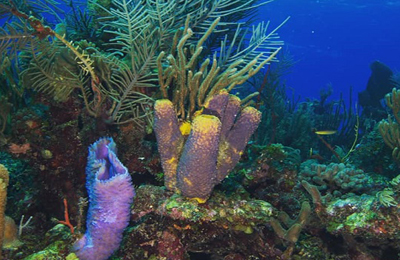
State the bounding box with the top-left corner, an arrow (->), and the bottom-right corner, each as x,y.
73,137 -> 135,260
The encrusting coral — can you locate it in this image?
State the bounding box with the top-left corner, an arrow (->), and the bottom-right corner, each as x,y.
125,185 -> 275,259
154,90 -> 261,202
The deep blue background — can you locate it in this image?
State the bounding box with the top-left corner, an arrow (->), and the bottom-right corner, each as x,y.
257,0 -> 400,103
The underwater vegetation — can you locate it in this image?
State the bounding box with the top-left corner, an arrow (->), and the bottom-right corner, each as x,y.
1,0 -> 400,259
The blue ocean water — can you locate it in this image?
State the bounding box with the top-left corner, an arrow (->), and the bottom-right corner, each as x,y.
259,0 -> 400,103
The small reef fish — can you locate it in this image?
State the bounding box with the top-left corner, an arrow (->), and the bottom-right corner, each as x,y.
314,130 -> 337,135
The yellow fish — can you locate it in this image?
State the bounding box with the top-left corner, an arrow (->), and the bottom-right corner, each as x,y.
314,130 -> 337,135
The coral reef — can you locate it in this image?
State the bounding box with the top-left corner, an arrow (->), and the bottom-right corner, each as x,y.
123,185 -> 276,259
3,0 -> 400,259
240,144 -> 301,210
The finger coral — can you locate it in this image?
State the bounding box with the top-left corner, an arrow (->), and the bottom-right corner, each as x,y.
299,161 -> 372,197
154,91 -> 261,202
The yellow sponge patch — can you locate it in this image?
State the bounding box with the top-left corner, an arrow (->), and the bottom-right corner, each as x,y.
155,99 -> 174,110
179,121 -> 191,136
192,115 -> 221,135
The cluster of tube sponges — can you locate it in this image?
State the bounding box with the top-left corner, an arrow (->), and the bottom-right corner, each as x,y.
154,90 -> 261,202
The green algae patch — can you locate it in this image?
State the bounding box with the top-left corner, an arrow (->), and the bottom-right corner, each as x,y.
324,195 -> 376,234
345,211 -> 377,233
66,253 -> 79,260
326,221 -> 344,233
23,241 -> 68,260
22,224 -> 74,260
233,224 -> 254,234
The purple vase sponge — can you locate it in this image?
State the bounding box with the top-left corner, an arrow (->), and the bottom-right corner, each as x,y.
73,137 -> 135,260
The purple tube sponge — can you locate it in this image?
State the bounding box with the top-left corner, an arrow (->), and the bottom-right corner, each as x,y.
73,137 -> 135,260
154,100 -> 184,191
154,90 -> 261,202
216,106 -> 261,182
177,115 -> 221,201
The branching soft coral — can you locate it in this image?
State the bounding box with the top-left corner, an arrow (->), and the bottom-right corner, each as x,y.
379,88 -> 400,161
90,0 -> 286,124
3,1 -> 104,117
157,16 -> 281,121
1,0 -> 287,127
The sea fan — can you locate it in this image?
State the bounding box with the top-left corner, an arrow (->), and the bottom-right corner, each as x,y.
2,0 -> 286,126
21,37 -> 91,102
93,0 -> 158,124
93,0 -> 286,124
0,23 -> 32,72
218,18 -> 288,71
